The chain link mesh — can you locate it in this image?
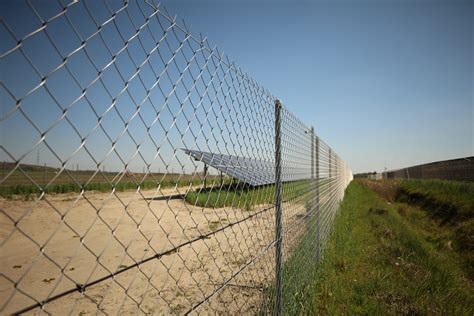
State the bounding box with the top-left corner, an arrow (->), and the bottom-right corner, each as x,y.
383,157 -> 474,181
0,0 -> 352,314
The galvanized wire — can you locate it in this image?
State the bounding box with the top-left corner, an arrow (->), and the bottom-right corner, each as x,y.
0,0 -> 352,314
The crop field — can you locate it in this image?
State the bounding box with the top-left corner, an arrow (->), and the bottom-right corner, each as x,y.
0,162 -> 227,198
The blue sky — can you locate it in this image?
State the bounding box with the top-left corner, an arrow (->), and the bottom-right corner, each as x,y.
1,0 -> 472,175
158,0 -> 473,173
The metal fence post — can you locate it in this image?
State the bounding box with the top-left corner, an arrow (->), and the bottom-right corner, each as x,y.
335,157 -> 339,201
274,100 -> 283,315
329,148 -> 332,182
311,126 -> 314,180
315,135 -> 320,262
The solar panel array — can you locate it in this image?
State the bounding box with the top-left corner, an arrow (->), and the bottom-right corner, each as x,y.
183,149 -> 311,186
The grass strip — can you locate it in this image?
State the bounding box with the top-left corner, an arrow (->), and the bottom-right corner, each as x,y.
275,181 -> 474,314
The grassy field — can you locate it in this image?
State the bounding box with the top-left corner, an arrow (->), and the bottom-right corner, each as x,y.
398,179 -> 473,220
184,180 -> 315,210
362,178 -> 474,218
280,180 -> 473,314
362,178 -> 474,279
0,162 -> 226,198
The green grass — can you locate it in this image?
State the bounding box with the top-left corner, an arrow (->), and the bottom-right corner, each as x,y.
360,178 -> 474,278
393,179 -> 474,280
280,180 -> 473,314
184,180 -> 314,209
0,168 -> 227,198
398,179 -> 474,220
398,180 -> 474,222
0,179 -> 199,197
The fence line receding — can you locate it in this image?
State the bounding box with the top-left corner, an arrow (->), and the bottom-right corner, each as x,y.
0,0 -> 353,314
383,156 -> 474,182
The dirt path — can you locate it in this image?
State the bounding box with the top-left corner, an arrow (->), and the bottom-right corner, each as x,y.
0,187 -> 309,314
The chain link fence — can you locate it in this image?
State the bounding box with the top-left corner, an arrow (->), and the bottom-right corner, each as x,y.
383,157 -> 474,182
0,0 -> 352,314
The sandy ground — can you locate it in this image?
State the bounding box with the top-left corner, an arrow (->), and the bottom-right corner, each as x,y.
0,186 -> 309,315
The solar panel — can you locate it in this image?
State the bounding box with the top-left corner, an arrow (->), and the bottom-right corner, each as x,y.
182,149 -> 311,186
